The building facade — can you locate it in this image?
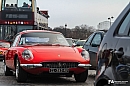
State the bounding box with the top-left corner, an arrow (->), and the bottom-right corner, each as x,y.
97,21 -> 113,30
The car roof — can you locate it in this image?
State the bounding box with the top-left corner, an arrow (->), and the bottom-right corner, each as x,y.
93,30 -> 107,34
0,40 -> 10,43
66,38 -> 73,39
96,30 -> 108,32
19,30 -> 61,35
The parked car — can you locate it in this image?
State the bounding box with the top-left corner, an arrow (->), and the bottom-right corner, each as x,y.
95,3 -> 130,86
83,30 -> 107,70
73,39 -> 80,43
0,41 -> 10,60
4,30 -> 91,82
75,40 -> 86,48
66,38 -> 76,46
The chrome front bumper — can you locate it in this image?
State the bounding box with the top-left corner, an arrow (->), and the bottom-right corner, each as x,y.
20,64 -> 42,69
78,64 -> 92,68
20,64 -> 91,69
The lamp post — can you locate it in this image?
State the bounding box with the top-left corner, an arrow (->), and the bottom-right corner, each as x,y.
65,24 -> 67,37
108,16 -> 114,27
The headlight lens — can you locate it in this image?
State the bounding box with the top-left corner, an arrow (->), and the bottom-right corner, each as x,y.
22,49 -> 33,61
81,49 -> 90,60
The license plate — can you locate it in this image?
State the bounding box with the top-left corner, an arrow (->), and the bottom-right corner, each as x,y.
49,68 -> 69,73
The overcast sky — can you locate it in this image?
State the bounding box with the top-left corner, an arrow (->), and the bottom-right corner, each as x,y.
37,0 -> 129,29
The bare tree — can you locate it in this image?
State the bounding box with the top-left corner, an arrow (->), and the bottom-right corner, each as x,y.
52,24 -> 96,39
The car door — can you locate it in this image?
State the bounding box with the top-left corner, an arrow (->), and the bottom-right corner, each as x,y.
83,32 -> 102,69
113,11 -> 130,85
83,32 -> 95,51
89,33 -> 102,68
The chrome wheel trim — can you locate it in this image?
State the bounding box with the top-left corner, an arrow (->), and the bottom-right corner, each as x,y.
4,63 -> 6,73
15,59 -> 19,79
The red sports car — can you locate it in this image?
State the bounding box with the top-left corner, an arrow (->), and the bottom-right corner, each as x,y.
0,41 -> 10,60
4,30 -> 91,82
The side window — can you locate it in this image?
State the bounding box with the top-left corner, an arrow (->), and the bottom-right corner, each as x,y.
85,33 -> 95,45
12,34 -> 20,47
91,33 -> 101,45
18,0 -> 32,8
118,12 -> 130,35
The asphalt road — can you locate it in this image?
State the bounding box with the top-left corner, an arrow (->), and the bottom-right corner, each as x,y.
0,62 -> 95,86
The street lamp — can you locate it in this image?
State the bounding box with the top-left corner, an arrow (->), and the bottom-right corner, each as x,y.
65,24 -> 67,37
108,16 -> 114,27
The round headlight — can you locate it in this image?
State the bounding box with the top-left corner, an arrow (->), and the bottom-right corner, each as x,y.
22,49 -> 33,61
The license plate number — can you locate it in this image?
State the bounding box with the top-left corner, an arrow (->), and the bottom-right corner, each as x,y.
49,68 -> 69,73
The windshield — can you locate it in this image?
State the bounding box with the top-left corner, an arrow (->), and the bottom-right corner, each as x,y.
66,38 -> 75,46
76,40 -> 86,46
19,32 -> 70,46
2,0 -> 32,11
0,42 -> 10,48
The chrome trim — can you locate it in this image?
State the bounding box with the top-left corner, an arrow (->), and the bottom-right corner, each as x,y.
20,64 -> 42,68
78,64 -> 91,68
41,62 -> 79,68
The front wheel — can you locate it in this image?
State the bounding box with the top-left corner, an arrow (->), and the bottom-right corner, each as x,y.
74,70 -> 88,82
15,58 -> 27,82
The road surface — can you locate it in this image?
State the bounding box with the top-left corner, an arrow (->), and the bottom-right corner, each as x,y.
0,62 -> 95,86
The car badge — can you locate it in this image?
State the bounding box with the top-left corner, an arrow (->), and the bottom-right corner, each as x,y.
58,55 -> 61,57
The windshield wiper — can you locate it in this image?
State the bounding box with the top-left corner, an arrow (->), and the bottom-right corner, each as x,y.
52,44 -> 70,47
34,43 -> 53,46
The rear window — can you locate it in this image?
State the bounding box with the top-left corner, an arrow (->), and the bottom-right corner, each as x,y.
0,42 -> 10,48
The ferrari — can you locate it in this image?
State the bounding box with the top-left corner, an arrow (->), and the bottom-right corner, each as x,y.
4,30 -> 91,82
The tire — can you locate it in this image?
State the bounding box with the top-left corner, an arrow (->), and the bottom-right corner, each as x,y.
15,58 -> 27,82
4,63 -> 13,76
74,70 -> 88,82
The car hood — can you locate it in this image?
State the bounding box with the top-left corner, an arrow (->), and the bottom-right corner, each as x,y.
30,46 -> 76,53
26,46 -> 85,62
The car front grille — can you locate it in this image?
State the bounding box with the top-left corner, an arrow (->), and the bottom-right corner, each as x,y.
41,62 -> 79,68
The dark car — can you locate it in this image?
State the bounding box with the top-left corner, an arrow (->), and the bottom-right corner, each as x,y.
83,30 -> 107,70
76,40 -> 86,48
95,3 -> 130,86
